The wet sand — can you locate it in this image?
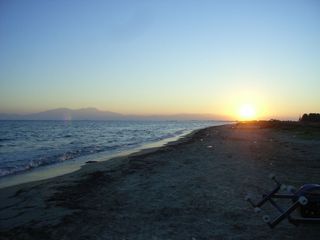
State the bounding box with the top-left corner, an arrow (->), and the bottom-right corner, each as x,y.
1,122 -> 320,240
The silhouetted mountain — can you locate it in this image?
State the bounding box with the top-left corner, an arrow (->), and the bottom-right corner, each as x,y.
0,108 -> 122,120
0,113 -> 22,120
27,108 -> 123,120
0,108 -> 228,121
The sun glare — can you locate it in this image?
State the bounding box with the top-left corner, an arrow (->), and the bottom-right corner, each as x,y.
239,104 -> 256,120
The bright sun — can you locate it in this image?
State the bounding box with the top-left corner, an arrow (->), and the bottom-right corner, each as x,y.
239,104 -> 256,120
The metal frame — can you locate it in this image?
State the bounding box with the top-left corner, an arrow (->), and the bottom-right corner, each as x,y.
245,175 -> 320,228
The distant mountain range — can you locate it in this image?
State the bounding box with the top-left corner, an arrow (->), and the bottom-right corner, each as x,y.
0,108 -> 229,121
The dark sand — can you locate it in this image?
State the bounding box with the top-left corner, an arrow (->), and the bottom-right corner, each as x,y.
1,122 -> 320,240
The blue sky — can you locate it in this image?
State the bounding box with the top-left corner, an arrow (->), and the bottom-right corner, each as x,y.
0,0 -> 319,119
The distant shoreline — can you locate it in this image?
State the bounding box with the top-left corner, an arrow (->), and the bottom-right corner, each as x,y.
0,122 -> 230,188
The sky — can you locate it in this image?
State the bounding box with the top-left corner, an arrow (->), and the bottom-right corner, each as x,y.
0,0 -> 319,120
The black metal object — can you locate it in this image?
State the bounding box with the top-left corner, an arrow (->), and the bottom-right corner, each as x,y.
245,175 -> 320,228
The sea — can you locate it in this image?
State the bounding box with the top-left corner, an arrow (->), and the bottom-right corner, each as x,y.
0,120 -> 228,186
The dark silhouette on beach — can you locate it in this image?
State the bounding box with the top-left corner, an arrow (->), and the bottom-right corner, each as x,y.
300,113 -> 320,122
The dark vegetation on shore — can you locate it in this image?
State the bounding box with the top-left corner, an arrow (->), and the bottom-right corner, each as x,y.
236,113 -> 320,131
299,113 -> 320,122
236,119 -> 320,140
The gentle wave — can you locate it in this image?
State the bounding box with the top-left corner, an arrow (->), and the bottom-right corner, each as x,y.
0,120 -> 224,177
0,144 -> 130,177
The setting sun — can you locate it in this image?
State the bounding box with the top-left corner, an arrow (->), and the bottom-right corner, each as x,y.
239,104 -> 256,120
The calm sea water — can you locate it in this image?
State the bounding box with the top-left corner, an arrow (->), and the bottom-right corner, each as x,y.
0,120 -> 226,178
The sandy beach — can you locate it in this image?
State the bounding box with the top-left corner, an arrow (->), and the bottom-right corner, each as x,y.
0,122 -> 319,240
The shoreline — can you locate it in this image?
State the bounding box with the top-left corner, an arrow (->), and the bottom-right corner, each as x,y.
0,124 -> 222,189
1,122 -> 319,239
